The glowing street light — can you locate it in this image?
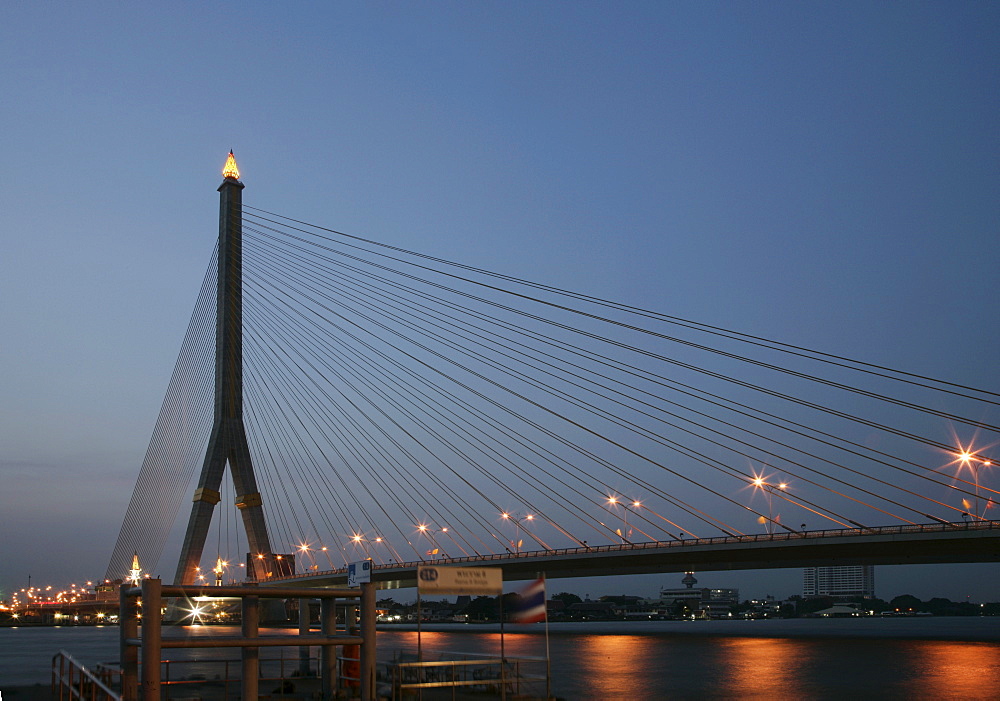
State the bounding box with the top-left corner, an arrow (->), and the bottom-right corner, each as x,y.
957,451 -> 993,519
366,535 -> 404,564
416,524 -> 449,558
628,500 -> 642,542
417,523 -> 441,557
501,512 -> 535,554
751,475 -> 788,534
295,543 -> 319,573
345,533 -> 373,562
606,496 -> 643,543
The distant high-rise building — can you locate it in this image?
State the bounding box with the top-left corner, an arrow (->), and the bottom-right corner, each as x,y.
657,572 -> 740,618
803,565 -> 874,598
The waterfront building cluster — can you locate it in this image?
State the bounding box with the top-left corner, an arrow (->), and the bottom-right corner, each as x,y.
4,567 -> 1000,626
0,580 -> 123,625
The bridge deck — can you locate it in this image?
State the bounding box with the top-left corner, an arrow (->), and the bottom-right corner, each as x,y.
262,521 -> 1000,589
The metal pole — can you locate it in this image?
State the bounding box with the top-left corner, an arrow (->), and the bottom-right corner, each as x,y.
361,582 -> 376,701
119,584 -> 139,701
242,594 -> 259,701
140,579 -> 162,701
974,463 -> 981,520
321,597 -> 337,699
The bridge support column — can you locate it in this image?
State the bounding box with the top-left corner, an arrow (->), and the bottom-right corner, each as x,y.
174,153 -> 274,585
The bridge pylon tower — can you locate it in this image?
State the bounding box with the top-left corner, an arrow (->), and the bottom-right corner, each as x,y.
173,152 -> 275,585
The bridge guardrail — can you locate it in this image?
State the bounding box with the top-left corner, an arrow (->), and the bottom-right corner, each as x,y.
269,519 -> 999,582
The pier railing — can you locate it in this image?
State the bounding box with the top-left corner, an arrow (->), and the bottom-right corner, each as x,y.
52,650 -> 120,701
388,652 -> 549,701
119,579 -> 376,701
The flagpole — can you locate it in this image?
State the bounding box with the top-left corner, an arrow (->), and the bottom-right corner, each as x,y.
499,590 -> 507,701
417,590 -> 424,699
542,572 -> 551,700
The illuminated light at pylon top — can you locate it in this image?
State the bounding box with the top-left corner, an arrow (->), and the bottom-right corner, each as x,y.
128,552 -> 143,586
223,150 -> 240,180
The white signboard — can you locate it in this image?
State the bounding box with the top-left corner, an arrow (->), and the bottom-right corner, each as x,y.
348,560 -> 372,587
417,566 -> 502,595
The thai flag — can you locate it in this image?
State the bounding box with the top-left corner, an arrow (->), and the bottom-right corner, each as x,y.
513,576 -> 546,623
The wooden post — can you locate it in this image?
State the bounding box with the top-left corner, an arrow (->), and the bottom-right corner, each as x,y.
140,579 -> 162,701
361,582 -> 376,701
321,597 -> 337,699
298,598 -> 311,676
242,593 -> 260,700
119,584 -> 139,701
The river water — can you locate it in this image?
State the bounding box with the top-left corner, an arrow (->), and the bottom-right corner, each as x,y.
3,618 -> 1000,699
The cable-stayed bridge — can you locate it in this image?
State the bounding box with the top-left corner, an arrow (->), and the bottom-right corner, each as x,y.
106,155 -> 1000,588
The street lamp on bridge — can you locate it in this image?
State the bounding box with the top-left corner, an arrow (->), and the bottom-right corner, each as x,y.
751,475 -> 788,535
606,496 -> 642,543
957,451 -> 994,520
416,524 -> 451,558
501,512 -> 535,554
341,533 -> 404,565
296,542 -> 321,573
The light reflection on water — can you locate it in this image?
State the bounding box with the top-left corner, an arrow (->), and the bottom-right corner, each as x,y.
4,622 -> 1000,699
896,641 -> 1000,700
572,634 -> 657,699
713,637 -> 813,698
381,628 -> 1000,700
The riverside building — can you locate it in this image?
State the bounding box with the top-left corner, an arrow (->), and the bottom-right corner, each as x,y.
803,565 -> 875,599
655,572 -> 739,618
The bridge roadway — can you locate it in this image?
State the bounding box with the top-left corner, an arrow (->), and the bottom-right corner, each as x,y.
263,521 -> 1000,590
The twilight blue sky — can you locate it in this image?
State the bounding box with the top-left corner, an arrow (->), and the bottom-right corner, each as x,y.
1,2 -> 998,601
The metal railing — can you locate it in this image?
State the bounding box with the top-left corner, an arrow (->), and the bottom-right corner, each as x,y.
52,650 -> 120,701
99,653 -> 321,700
388,653 -> 548,701
119,579 -> 377,701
